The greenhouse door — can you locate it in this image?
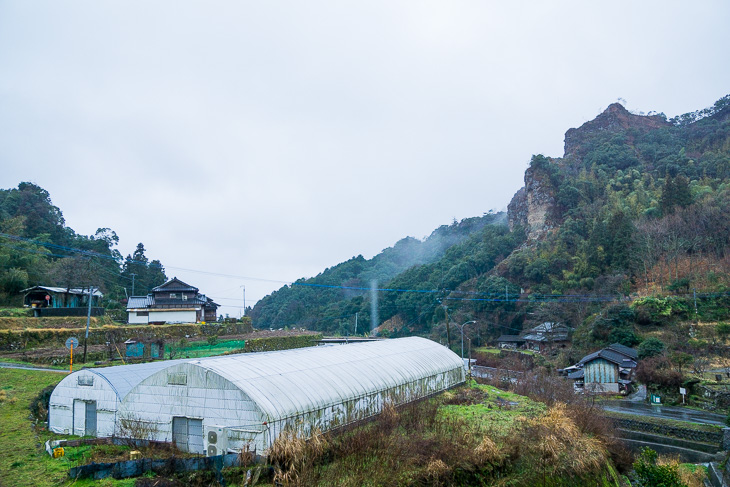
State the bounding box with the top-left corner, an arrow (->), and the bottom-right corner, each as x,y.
172,417 -> 203,453
84,401 -> 97,436
73,400 -> 97,436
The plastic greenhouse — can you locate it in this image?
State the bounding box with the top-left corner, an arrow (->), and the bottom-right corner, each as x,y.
49,337 -> 464,455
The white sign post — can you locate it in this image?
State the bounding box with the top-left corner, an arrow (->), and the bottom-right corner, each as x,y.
679,387 -> 686,404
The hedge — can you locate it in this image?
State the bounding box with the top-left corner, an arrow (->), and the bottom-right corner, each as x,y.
0,322 -> 253,351
228,334 -> 323,353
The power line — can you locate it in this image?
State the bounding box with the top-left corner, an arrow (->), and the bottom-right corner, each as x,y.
3,232 -> 730,304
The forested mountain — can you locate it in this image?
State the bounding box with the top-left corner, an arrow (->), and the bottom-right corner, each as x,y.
251,95 -> 730,349
0,182 -> 167,307
248,212 -> 510,334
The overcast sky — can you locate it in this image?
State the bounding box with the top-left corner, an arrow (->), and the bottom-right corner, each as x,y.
1,1 -> 729,317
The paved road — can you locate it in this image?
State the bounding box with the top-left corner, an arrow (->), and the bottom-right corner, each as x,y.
0,362 -> 67,373
601,400 -> 727,426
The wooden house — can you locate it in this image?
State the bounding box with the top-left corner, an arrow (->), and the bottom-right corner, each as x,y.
574,343 -> 638,394
126,277 -> 219,325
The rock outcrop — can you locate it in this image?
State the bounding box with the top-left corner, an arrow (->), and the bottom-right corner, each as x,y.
508,103 -> 671,240
508,165 -> 557,239
564,103 -> 670,159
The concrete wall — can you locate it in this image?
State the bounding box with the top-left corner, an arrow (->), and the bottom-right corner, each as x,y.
127,311 -> 148,325
147,310 -> 197,324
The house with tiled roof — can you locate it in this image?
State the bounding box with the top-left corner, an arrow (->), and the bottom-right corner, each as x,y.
568,343 -> 638,394
126,277 -> 219,324
496,322 -> 571,352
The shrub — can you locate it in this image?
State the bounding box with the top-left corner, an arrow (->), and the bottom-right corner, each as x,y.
638,337 -> 665,359
29,384 -> 56,423
632,447 -> 686,487
632,296 -> 689,326
635,356 -> 684,390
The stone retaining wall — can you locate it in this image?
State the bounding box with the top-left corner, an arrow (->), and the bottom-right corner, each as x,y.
609,416 -> 724,446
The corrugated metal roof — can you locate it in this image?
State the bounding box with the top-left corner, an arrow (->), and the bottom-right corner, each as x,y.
126,296 -> 153,309
192,337 -> 463,420
21,285 -> 104,297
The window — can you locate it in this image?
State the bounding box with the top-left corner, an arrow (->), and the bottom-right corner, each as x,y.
137,311 -> 148,317
168,373 -> 187,385
182,294 -> 188,301
170,293 -> 178,299
78,376 -> 94,387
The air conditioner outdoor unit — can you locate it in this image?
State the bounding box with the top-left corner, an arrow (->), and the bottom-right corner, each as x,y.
205,425 -> 228,457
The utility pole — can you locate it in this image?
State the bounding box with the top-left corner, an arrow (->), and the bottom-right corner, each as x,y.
354,312 -> 358,335
692,288 -> 699,338
241,285 -> 246,316
130,273 -> 136,296
83,286 -> 94,363
444,306 -> 452,351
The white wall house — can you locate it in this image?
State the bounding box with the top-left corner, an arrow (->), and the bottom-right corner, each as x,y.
126,278 -> 218,325
48,337 -> 465,455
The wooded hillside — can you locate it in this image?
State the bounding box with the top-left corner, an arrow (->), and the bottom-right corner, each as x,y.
251,95 -> 730,353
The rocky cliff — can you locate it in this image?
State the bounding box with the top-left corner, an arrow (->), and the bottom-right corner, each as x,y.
564,103 -> 670,160
507,166 -> 558,239
508,103 -> 671,240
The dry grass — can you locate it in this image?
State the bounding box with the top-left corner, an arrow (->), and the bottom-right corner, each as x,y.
657,454 -> 708,487
268,427 -> 328,486
265,386 -> 621,486
491,369 -> 635,473
521,403 -> 607,475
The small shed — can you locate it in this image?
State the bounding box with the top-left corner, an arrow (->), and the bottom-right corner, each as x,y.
496,335 -> 525,349
124,338 -> 165,359
21,286 -> 104,317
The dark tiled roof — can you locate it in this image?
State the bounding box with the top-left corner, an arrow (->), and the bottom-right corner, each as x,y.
530,322 -> 570,334
497,335 -> 525,342
568,369 -> 584,380
152,277 -> 198,293
152,297 -> 207,307
606,343 -> 638,360
127,295 -> 154,309
579,348 -> 637,368
522,333 -> 547,342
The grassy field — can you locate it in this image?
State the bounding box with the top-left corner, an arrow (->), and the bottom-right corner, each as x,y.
474,346 -> 536,356
0,368 -> 134,487
440,384 -> 546,432
165,338 -> 247,358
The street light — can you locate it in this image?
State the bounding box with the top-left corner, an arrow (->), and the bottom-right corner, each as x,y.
458,320 -> 477,361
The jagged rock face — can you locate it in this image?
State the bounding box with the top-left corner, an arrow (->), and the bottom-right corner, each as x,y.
507,187 -> 527,232
564,103 -> 670,159
508,166 -> 556,240
508,103 -> 670,240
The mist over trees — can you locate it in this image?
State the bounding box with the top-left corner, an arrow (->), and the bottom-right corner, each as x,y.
250,95 -> 730,352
